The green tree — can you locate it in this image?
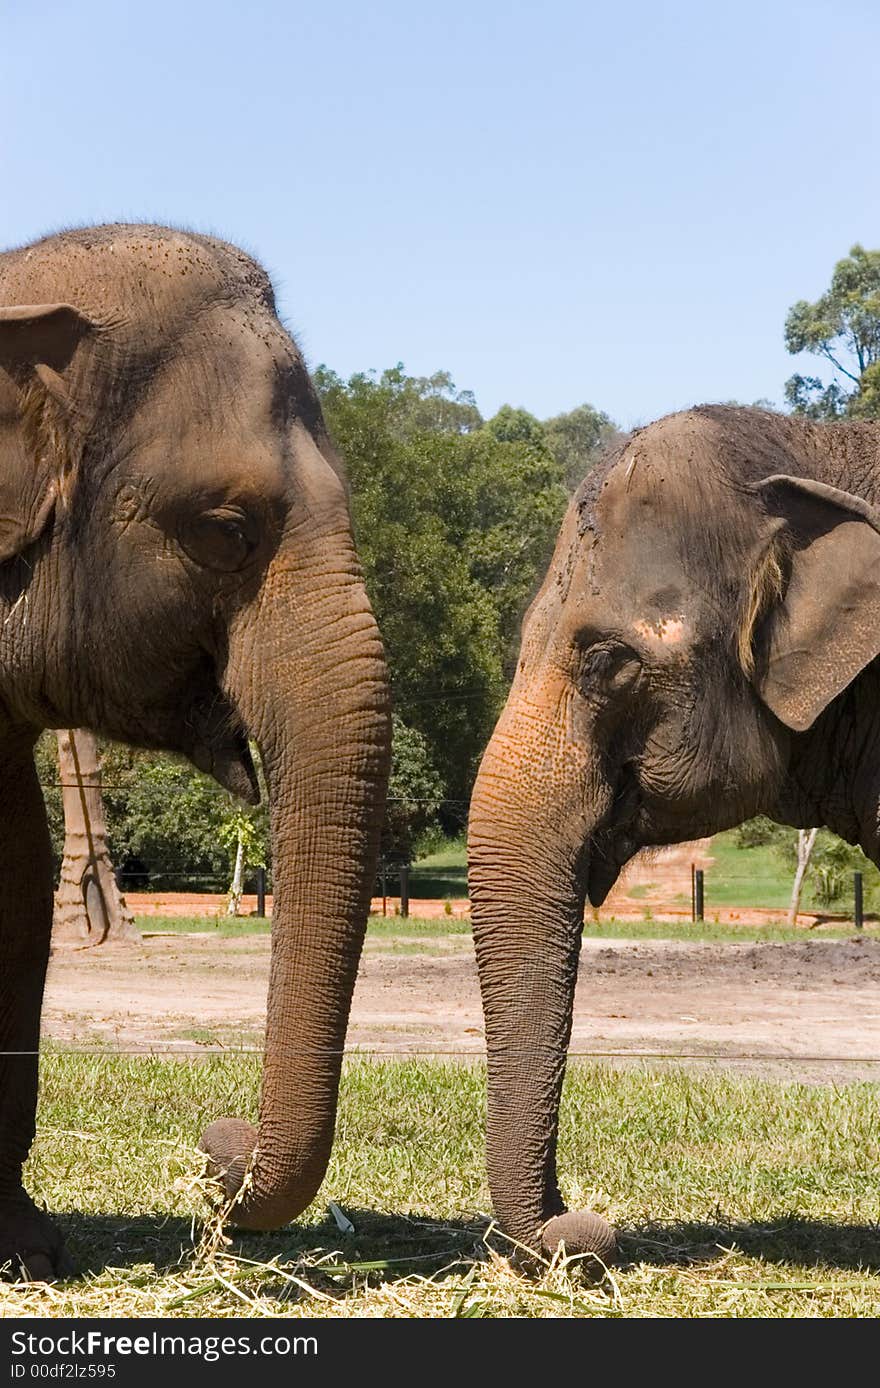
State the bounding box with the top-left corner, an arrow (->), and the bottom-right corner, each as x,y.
382,715 -> 444,863
774,826 -> 880,911
35,734 -> 265,890
97,744 -> 269,891
316,367 -> 569,812
784,244 -> 880,420
219,807 -> 267,915
484,405 -> 547,447
331,364 -> 483,439
543,403 -> 621,491
34,732 -> 65,863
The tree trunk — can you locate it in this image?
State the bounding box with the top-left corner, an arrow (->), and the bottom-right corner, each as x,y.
226,831 -> 245,916
52,730 -> 140,948
787,827 -> 818,927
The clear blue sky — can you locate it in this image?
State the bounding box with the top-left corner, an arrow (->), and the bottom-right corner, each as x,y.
2,0 -> 878,428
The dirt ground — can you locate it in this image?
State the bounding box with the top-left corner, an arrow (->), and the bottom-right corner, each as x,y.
41,931 -> 880,1083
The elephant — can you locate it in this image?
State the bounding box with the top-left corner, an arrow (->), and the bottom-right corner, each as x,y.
468,404 -> 880,1263
0,224 -> 391,1279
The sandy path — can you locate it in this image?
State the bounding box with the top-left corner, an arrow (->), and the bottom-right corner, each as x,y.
40,933 -> 880,1081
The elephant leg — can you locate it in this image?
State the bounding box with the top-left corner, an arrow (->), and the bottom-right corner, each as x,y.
0,732 -> 70,1281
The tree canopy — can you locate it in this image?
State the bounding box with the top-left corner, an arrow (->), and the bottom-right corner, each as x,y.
543,403 -> 621,491
315,365 -> 574,813
784,243 -> 880,420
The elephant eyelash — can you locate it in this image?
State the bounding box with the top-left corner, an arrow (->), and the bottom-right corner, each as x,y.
580,643 -> 643,696
582,642 -> 635,674
582,647 -> 615,679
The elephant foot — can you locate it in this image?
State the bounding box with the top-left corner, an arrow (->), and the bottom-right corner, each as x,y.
540,1211 -> 618,1274
0,1192 -> 74,1283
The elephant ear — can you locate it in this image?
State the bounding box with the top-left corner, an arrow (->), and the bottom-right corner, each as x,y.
753,474 -> 880,732
0,302 -> 94,562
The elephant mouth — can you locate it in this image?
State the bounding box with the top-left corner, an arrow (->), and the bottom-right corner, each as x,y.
585,764 -> 642,906
586,839 -> 628,907
186,692 -> 260,803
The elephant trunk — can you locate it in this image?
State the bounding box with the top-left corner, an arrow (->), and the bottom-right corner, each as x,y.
200,516 -> 391,1229
467,689 -> 618,1265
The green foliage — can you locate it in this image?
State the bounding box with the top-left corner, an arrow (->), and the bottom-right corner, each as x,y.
543,402 -> 621,491
34,732 -> 65,862
35,734 -> 270,890
733,816 -> 791,849
483,403 -> 546,446
383,715 -> 444,863
783,374 -> 851,421
377,364 -> 483,437
732,821 -> 880,911
773,828 -> 880,909
784,244 -> 880,420
100,744 -> 270,890
217,809 -> 267,871
316,365 -> 570,811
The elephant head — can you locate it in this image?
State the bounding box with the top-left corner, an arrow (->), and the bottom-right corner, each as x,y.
468,404 -> 880,1260
0,225 -> 391,1260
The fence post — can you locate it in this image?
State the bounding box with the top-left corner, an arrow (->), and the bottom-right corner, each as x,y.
400,863 -> 410,920
691,863 -> 695,922
256,866 -> 266,919
381,861 -> 387,917
854,870 -> 863,931
694,868 -> 704,923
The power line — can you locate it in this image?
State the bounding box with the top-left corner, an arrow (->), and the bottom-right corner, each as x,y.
39,784 -> 467,803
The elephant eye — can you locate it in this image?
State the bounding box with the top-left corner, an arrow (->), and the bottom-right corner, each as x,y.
180,507 -> 257,572
581,643 -> 641,693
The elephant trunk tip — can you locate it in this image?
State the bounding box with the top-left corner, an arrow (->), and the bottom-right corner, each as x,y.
540,1210 -> 618,1277
198,1117 -> 319,1232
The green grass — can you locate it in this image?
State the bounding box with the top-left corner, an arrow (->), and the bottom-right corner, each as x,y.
137,830 -> 868,937
5,1055 -> 880,1317
581,918 -> 880,942
408,837 -> 468,899
365,914 -> 469,937
702,831 -> 806,911
137,915 -> 271,936
137,913 -> 880,945
702,830 -> 874,917
134,910 -> 469,943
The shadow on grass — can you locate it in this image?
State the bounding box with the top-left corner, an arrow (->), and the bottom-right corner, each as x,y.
57,1208 -> 880,1290
59,1208 -> 487,1284
620,1217 -> 880,1273
407,870 -> 468,899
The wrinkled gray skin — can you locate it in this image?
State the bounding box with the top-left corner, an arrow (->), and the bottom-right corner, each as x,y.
0,225 -> 391,1279
469,405 -> 880,1260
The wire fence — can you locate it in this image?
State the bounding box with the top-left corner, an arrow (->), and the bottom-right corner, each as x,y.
42,849 -> 876,925
683,865 -> 871,928
8,1046 -> 880,1065
21,858 -> 880,1064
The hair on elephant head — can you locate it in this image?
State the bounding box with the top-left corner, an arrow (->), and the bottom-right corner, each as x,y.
468,404 -> 880,1263
0,225 -> 391,1279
